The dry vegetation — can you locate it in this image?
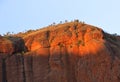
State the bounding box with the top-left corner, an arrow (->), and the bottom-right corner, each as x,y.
2,20 -> 85,38
2,19 -> 118,41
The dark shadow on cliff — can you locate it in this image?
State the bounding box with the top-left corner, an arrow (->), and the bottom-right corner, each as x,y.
22,47 -> 120,82
0,36 -> 28,82
0,42 -> 120,82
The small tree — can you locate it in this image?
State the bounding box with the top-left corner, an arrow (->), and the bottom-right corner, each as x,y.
113,33 -> 117,36
65,20 -> 68,23
53,22 -> 56,25
4,32 -> 11,36
60,21 -> 62,24
74,19 -> 79,22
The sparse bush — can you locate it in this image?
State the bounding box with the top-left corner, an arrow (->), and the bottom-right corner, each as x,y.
53,22 -> 56,25
112,33 -> 117,36
60,21 -> 62,24
111,35 -> 117,41
3,32 -> 11,36
65,20 -> 68,23
26,29 -> 34,33
22,51 -> 25,54
77,40 -> 84,46
74,19 -> 79,22
77,40 -> 82,46
81,21 -> 85,26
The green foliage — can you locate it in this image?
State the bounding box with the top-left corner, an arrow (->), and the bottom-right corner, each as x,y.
77,40 -> 82,46
77,40 -> 85,46
22,51 -> 25,54
111,35 -> 117,41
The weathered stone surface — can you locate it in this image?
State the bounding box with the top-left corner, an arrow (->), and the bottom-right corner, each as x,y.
0,37 -> 26,54
0,22 -> 120,82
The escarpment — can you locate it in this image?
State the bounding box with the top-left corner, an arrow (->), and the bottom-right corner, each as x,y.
0,21 -> 120,82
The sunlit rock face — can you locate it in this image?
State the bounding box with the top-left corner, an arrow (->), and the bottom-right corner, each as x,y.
0,21 -> 120,82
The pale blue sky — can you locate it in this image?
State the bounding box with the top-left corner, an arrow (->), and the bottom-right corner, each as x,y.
0,0 -> 120,35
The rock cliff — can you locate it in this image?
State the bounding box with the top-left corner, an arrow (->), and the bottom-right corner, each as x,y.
0,21 -> 120,82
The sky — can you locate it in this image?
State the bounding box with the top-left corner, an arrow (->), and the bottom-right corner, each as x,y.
0,0 -> 120,35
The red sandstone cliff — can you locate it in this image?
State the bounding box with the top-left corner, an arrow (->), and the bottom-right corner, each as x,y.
0,21 -> 120,82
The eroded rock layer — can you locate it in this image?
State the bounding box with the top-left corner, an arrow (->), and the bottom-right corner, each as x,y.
0,22 -> 120,82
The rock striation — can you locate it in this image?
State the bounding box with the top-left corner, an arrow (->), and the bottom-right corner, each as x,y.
0,21 -> 120,82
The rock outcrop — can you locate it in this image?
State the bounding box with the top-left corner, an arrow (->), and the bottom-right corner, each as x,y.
0,21 -> 120,82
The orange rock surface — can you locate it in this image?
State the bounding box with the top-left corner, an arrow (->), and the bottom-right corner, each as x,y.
0,21 -> 120,82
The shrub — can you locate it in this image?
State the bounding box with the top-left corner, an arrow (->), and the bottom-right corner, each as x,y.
3,32 -> 13,36
26,29 -> 34,33
77,40 -> 85,46
60,21 -> 62,24
74,19 -> 79,22
112,33 -> 117,36
65,20 -> 68,23
77,40 -> 82,46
